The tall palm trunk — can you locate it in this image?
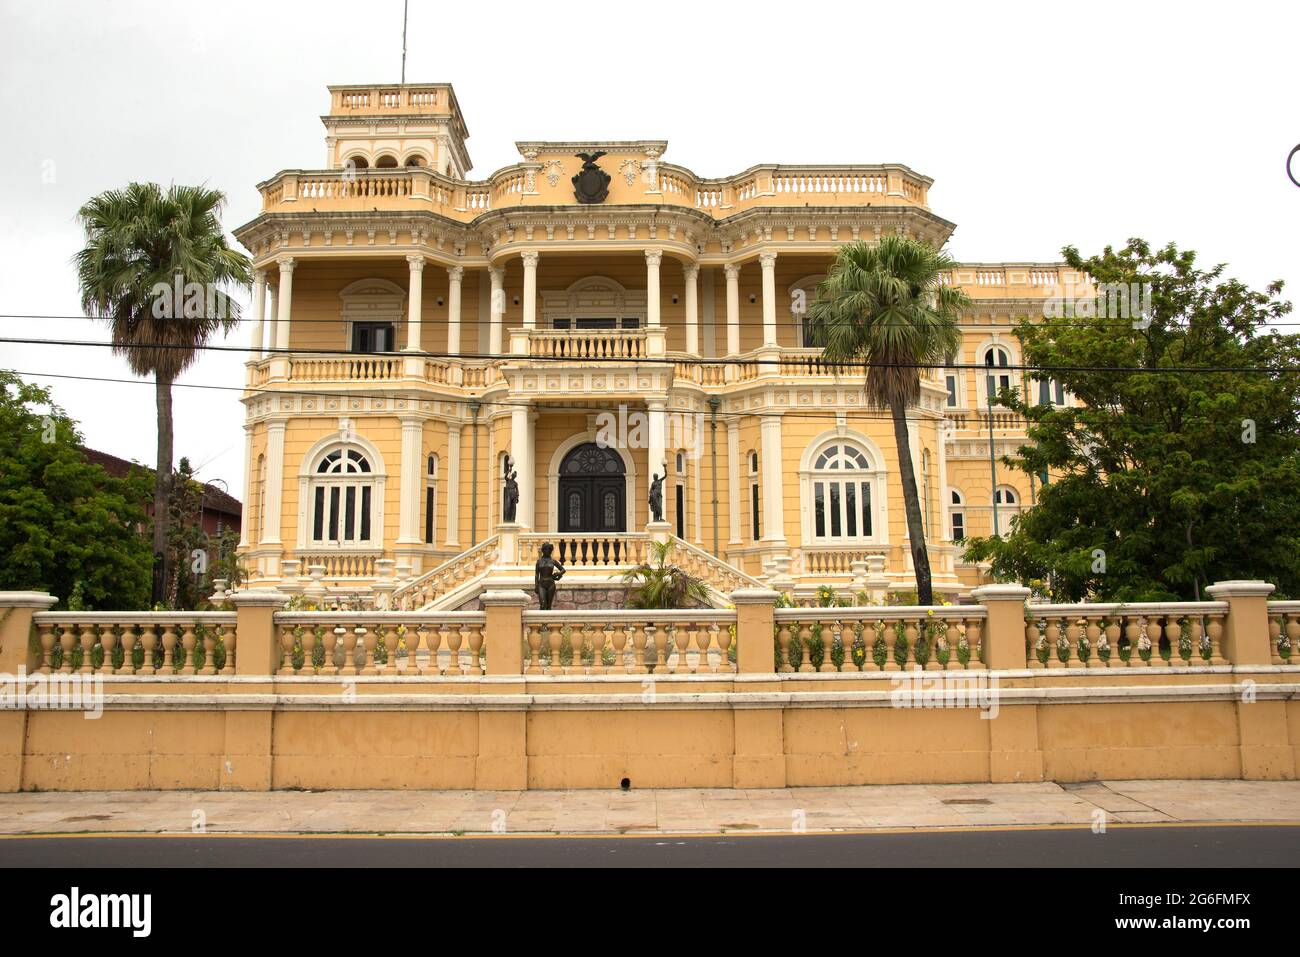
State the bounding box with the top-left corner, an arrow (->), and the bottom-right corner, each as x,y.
152,374 -> 174,605
891,398 -> 933,605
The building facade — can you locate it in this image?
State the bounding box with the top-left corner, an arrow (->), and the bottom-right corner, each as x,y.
233,82 -> 1083,607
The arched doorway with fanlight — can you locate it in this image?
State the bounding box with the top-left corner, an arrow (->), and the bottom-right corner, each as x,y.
556,442 -> 627,534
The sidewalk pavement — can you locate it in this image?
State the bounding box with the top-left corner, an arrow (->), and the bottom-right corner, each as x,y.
1,781 -> 1298,837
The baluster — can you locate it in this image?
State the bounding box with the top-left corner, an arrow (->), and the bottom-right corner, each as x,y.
198,623 -> 217,676
675,621 -> 693,674
277,623 -> 298,676
546,623 -> 562,675
219,621 -> 237,676
1269,614 -> 1284,664
179,622 -> 198,676
904,618 -> 920,670
466,622 -> 484,676
1206,614 -> 1226,664
1045,616 -> 1065,669
36,621 -> 56,674
1167,617 -> 1186,667
340,625 -> 361,676
1286,613 -> 1300,664
695,620 -> 713,673
1026,617 -> 1044,669
569,623 -> 590,675
525,623 -> 543,674
78,621 -> 97,675
99,623 -> 119,676
596,623 -> 612,674
630,623 -> 649,674
1149,616 -> 1168,667
160,624 -> 178,673
137,624 -> 157,676
652,623 -> 669,673
445,623 -> 465,676
882,621 -> 900,672
381,622 -> 400,675
119,624 -> 139,676
401,623 -> 421,674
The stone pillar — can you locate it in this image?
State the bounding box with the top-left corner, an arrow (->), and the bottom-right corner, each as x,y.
396,415 -> 424,545
481,589 -> 529,675
683,262 -> 699,355
274,257 -> 295,350
759,413 -> 786,544
230,588 -> 291,677
489,265 -> 505,355
445,423 -> 462,547
1205,580 -> 1276,665
446,265 -> 464,356
521,252 -> 539,329
267,286 -> 278,351
970,583 -> 1031,670
731,587 -> 779,673
404,255 -> 425,351
759,251 -> 778,347
510,403 -> 533,530
249,269 -> 267,359
724,263 -> 741,357
726,418 -> 741,544
645,249 -> 662,328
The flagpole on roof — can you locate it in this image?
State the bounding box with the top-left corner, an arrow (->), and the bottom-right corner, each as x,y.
400,0 -> 408,84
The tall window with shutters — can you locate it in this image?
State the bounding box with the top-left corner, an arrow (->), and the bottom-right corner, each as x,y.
808,442 -> 878,542
309,448 -> 377,545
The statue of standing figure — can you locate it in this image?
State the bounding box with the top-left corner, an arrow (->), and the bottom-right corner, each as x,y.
534,542 -> 566,610
648,466 -> 666,523
502,455 -> 519,524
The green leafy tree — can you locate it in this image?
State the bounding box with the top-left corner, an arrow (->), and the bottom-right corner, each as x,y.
74,183 -> 250,603
0,371 -> 152,608
964,238 -> 1300,601
622,540 -> 711,609
807,237 -> 969,605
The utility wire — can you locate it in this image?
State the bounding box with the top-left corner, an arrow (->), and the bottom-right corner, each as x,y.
3,335 -> 1297,375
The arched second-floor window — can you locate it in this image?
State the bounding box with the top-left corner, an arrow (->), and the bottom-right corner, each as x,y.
803,439 -> 884,543
424,454 -> 439,545
993,485 -> 1020,537
748,451 -> 760,540
310,448 -> 376,545
983,345 -> 1013,401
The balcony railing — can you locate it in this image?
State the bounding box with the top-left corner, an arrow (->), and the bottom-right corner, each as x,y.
525,329 -> 646,360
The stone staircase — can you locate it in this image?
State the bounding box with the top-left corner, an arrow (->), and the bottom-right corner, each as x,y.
391,530 -> 764,611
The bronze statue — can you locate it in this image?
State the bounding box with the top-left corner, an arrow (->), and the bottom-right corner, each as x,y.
502,455 -> 519,524
534,542 -> 565,610
648,468 -> 665,523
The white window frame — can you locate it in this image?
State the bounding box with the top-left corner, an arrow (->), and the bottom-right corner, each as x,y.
799,432 -> 888,547
950,489 -> 966,542
296,433 -> 387,551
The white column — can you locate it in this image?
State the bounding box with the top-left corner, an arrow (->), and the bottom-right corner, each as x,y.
446,266 -> 464,355
445,423 -> 461,547
724,263 -> 741,356
683,263 -> 699,355
274,257 -> 295,350
267,285 -> 279,352
647,399 -> 667,527
262,421 -> 286,547
489,265 -> 505,355
726,419 -> 741,544
759,251 -> 778,347
645,249 -> 662,328
405,255 -> 425,351
521,252 -> 539,329
249,270 -> 267,359
760,413 -> 786,543
397,416 -> 423,544
509,403 -> 533,530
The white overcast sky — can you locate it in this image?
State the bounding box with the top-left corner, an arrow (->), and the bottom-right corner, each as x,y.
0,0 -> 1296,497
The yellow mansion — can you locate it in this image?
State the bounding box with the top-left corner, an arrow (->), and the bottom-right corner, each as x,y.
234,82 -> 1082,608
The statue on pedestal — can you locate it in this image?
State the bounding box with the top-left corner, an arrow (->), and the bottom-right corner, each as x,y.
534,542 -> 566,611
502,455 -> 519,524
648,468 -> 666,523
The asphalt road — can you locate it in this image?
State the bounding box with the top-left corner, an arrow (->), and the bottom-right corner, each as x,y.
1,824 -> 1296,867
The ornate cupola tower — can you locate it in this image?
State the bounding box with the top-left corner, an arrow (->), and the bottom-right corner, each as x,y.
321,83 -> 472,178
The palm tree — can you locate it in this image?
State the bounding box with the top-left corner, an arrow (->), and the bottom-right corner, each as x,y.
807,237 -> 970,605
622,540 -> 711,609
75,183 -> 250,605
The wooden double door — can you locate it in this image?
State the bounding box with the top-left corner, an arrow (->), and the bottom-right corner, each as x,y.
556,442 -> 626,533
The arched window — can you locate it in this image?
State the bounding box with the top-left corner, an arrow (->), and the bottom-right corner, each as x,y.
950,489 -> 965,542
309,447 -> 377,545
424,454 -> 438,545
404,154 -> 426,168
343,154 -> 369,171
810,442 -> 876,541
375,154 -> 399,169
983,345 -> 1013,401
993,485 -> 1020,537
673,451 -> 687,539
